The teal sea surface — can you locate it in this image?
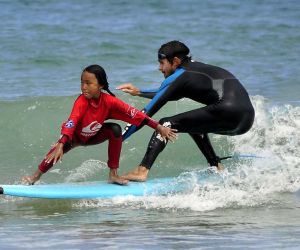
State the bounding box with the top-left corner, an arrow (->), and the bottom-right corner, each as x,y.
0,0 -> 300,249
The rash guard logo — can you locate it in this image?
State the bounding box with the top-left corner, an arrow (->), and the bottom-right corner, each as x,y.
65,120 -> 75,128
81,121 -> 102,137
126,106 -> 138,118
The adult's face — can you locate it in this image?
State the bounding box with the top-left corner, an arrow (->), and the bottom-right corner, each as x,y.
158,59 -> 177,78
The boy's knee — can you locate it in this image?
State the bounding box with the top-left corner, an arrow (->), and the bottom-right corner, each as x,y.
109,123 -> 122,138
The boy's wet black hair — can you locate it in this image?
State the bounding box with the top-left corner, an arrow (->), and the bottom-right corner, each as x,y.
83,64 -> 115,96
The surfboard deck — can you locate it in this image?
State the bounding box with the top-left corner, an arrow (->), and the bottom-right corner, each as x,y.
0,177 -> 182,199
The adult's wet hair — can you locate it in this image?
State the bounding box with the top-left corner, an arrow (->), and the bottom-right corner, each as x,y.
158,40 -> 191,63
83,64 -> 115,96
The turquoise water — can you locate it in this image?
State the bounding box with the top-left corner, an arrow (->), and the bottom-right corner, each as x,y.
1,0 -> 300,249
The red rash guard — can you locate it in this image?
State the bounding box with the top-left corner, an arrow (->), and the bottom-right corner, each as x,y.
38,93 -> 159,173
60,93 -> 158,143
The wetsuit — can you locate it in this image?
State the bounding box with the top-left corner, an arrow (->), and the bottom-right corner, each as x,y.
122,60 -> 255,168
39,93 -> 159,173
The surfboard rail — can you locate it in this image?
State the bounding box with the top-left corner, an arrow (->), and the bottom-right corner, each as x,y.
0,177 -> 182,199
0,170 -> 224,199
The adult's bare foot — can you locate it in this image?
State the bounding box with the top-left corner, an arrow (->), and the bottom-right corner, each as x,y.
216,163 -> 224,171
121,166 -> 149,182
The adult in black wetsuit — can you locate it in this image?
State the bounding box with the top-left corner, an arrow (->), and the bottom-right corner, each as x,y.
117,40 -> 255,181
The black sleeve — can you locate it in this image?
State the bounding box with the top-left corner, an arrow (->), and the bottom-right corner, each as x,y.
139,92 -> 156,99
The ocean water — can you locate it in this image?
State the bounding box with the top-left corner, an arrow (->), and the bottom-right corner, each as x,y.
0,0 -> 300,249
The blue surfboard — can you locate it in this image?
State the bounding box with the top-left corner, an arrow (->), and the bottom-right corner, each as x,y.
0,177 -> 183,199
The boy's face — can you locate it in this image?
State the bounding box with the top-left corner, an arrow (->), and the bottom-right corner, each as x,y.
81,71 -> 102,99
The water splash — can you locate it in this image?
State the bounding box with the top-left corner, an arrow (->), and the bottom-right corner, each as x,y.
64,159 -> 107,183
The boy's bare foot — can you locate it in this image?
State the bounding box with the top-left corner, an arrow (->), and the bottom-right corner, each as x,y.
21,176 -> 37,185
21,170 -> 43,185
108,169 -> 128,185
121,166 -> 149,182
108,175 -> 128,185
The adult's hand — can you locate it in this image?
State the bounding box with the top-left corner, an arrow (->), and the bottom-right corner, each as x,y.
156,125 -> 178,142
116,83 -> 140,96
